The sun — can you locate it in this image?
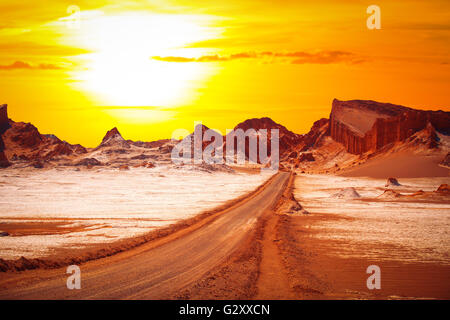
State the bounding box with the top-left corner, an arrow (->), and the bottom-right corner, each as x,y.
63,11 -> 220,110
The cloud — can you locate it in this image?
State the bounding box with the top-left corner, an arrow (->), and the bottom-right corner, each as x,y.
0,60 -> 62,70
151,50 -> 362,65
0,42 -> 90,56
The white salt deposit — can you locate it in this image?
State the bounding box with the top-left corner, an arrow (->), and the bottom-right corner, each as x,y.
294,174 -> 450,265
0,166 -> 273,259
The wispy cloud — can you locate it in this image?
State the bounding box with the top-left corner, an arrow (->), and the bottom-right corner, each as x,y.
0,60 -> 62,70
152,50 -> 363,64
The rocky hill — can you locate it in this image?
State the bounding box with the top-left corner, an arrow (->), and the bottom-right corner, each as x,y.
0,104 -> 86,166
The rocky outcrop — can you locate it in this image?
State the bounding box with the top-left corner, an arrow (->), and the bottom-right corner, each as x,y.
0,150 -> 9,168
300,118 -> 329,151
298,152 -> 315,162
436,184 -> 449,194
0,104 -> 10,133
2,121 -> 86,161
329,99 -> 450,154
0,106 -> 86,163
0,104 -> 11,167
385,177 -> 401,187
440,153 -> 450,168
332,187 -> 361,199
74,158 -> 102,166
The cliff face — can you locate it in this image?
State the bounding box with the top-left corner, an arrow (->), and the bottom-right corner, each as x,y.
0,104 -> 11,167
329,99 -> 450,154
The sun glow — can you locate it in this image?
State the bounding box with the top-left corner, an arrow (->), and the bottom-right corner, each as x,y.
65,12 -> 220,109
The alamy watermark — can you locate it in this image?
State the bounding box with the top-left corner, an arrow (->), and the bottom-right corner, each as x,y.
367,5 -> 381,30
170,122 -> 279,172
366,265 -> 381,290
66,265 -> 81,289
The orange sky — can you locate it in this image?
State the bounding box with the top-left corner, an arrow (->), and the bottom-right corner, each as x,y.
0,0 -> 449,147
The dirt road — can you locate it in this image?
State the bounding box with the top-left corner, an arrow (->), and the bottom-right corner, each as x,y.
0,172 -> 290,299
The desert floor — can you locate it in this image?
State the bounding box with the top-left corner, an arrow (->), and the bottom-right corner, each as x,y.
0,169 -> 448,299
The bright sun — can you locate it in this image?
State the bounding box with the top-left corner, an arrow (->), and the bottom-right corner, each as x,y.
63,12 -> 220,113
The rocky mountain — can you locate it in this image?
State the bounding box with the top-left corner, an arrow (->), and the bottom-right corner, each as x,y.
0,104 -> 86,165
222,117 -> 303,163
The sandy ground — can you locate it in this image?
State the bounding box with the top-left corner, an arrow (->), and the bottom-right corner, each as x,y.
280,173 -> 450,299
276,213 -> 450,299
0,170 -> 447,299
341,153 -> 449,178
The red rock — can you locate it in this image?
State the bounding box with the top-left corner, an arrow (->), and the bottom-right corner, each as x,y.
146,162 -> 155,168
74,158 -> 102,166
436,184 -> 450,194
0,104 -> 10,133
298,152 -> 315,162
119,164 -> 129,170
0,150 -> 10,168
440,153 -> 450,168
1,105 -> 87,161
385,177 -> 401,187
329,99 -> 450,155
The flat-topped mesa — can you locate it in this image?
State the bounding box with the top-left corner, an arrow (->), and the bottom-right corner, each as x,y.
329,99 -> 450,154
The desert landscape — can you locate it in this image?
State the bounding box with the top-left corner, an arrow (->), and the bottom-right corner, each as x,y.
0,0 -> 449,304
0,98 -> 449,299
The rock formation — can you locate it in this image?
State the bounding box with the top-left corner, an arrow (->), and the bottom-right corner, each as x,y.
0,104 -> 11,167
436,184 -> 449,194
74,158 -> 102,166
440,153 -> 450,168
385,177 -> 401,187
329,99 -> 450,154
0,105 -> 86,165
332,187 -> 361,199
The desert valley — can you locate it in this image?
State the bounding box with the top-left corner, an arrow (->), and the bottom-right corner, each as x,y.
0,98 -> 449,299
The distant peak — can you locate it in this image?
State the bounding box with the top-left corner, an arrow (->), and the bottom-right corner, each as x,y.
102,127 -> 122,142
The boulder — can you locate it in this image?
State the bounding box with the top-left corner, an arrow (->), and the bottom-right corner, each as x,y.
119,164 -> 129,170
298,152 -> 315,162
440,153 -> 450,168
436,184 -> 450,194
332,187 -> 361,199
378,189 -> 402,199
